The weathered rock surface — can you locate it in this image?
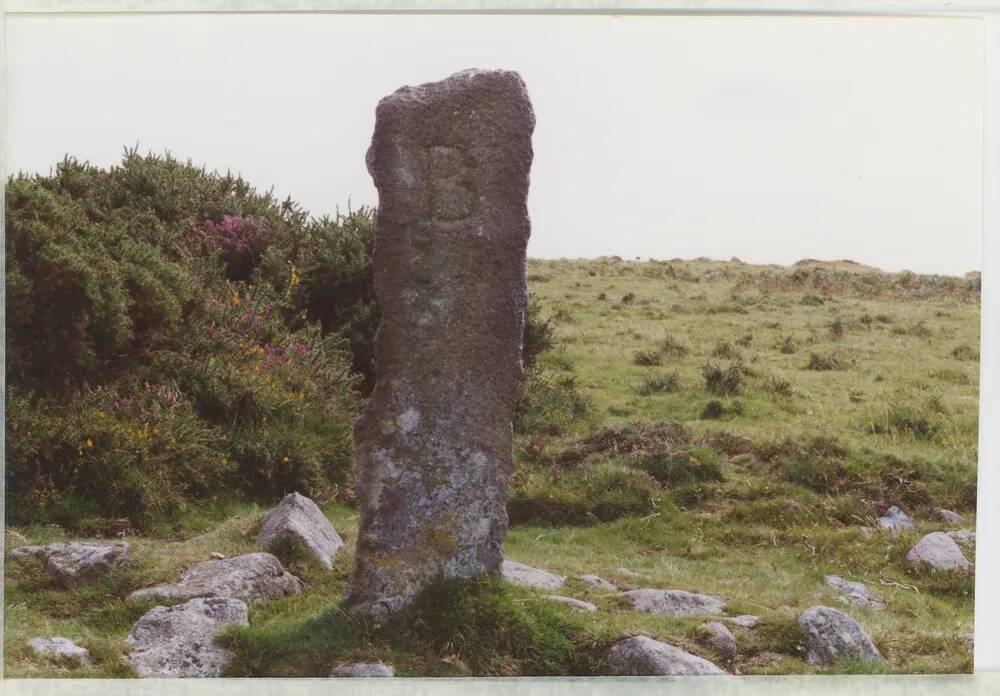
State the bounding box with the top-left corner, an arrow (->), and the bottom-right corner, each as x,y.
698,621 -> 738,661
906,532 -> 973,574
330,662 -> 395,677
342,68 -> 535,621
9,542 -> 130,586
607,635 -> 725,676
877,506 -> 914,534
824,575 -> 886,610
28,637 -> 92,666
256,492 -> 343,570
125,597 -> 248,677
948,529 -> 976,549
798,605 -> 884,666
616,566 -> 647,579
500,560 -> 564,590
731,615 -> 760,630
938,509 -> 966,525
545,594 -> 597,612
128,552 -> 303,604
577,574 -> 617,591
620,588 -> 725,617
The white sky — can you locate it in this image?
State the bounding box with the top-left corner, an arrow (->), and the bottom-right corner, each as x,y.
5,13 -> 985,275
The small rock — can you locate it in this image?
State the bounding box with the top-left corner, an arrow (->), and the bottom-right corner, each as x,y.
798,605 -> 884,666
938,509 -> 966,525
545,595 -> 597,612
9,542 -> 130,586
616,566 -> 647,579
28,637 -> 92,666
877,506 -> 914,534
125,597 -> 249,677
577,574 -> 617,591
824,575 -> 886,610
906,532 -> 973,574
698,621 -> 738,660
730,615 -> 760,629
948,530 -> 976,549
858,527 -> 876,539
501,560 -> 564,590
128,552 -> 303,604
210,552 -> 226,560
330,662 -> 394,677
607,635 -> 724,676
620,588 -> 725,617
256,492 -> 344,570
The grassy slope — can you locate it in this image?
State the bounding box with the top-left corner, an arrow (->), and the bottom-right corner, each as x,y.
4,257 -> 979,677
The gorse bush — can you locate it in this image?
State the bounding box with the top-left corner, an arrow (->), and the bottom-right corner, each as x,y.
5,152 -> 368,529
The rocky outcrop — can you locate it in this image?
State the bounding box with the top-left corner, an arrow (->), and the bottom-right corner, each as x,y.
330,662 -> 394,677
798,605 -> 884,666
500,560 -> 564,590
128,552 -> 303,604
619,588 -> 725,617
938,509 -> 966,525
906,532 -> 973,574
824,575 -> 886,610
577,574 -> 617,591
545,595 -> 597,612
698,621 -> 737,661
9,542 -> 130,586
607,635 -> 724,675
877,506 -> 913,534
125,597 -> 249,677
256,492 -> 343,570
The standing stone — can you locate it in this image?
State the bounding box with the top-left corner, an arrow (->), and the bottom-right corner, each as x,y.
342,69 -> 535,620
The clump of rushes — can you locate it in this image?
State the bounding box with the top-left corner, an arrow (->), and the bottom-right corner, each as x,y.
702,361 -> 744,395
633,350 -> 663,367
778,336 -> 797,354
762,375 -> 797,399
636,372 -> 682,396
658,333 -> 689,357
806,352 -> 845,371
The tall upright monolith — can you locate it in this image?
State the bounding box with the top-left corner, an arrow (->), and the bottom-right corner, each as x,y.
342,69 -> 535,620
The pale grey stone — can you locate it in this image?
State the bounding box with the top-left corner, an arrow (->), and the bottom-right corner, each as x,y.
938,509 -> 966,525
342,68 -> 535,621
28,637 -> 92,666
620,588 -> 726,617
607,635 -> 724,676
545,595 -> 597,612
798,605 -> 884,666
731,615 -> 761,629
698,621 -> 738,660
616,566 -> 647,579
9,542 -> 130,586
948,529 -> 976,549
577,574 -> 617,591
906,532 -> 973,574
125,597 -> 248,678
877,506 -> 914,534
128,552 -> 303,604
500,560 -> 564,590
330,662 -> 394,677
824,575 -> 886,610
257,492 -> 343,570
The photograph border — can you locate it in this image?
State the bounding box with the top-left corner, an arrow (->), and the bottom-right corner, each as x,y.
1,1 -> 997,693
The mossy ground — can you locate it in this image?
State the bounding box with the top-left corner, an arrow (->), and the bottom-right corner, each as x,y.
5,257 -> 978,677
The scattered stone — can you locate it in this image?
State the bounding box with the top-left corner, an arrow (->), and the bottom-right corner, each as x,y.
877,506 -> 913,534
798,605 -> 884,666
965,633 -> 975,655
257,492 -> 344,570
616,566 -> 647,579
125,597 -> 249,678
824,575 -> 886,610
545,595 -> 597,612
9,542 -> 130,586
948,530 -> 976,549
858,526 -> 876,539
342,68 -> 535,621
330,662 -> 395,677
500,560 -> 564,590
938,509 -> 966,525
577,574 -> 617,591
28,637 -> 92,666
731,615 -> 761,629
698,621 -> 738,661
210,552 -> 226,560
906,532 -> 973,574
619,589 -> 725,617
607,635 -> 724,676
128,552 -> 303,604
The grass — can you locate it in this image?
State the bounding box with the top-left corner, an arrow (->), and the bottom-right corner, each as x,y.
5,256 -> 979,677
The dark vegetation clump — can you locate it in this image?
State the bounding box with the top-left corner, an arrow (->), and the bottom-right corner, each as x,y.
762,375 -> 797,399
620,292 -> 636,305
550,420 -> 692,469
702,361 -> 744,395
806,352 -> 845,371
828,317 -> 845,340
657,333 -> 689,357
951,344 -> 980,361
637,446 -> 724,486
711,340 -> 741,360
632,350 -> 663,367
699,400 -> 743,420
800,294 -> 825,306
778,336 -> 797,354
635,372 -> 683,396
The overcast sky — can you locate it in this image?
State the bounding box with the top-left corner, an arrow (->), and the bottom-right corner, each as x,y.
5,13 -> 984,275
